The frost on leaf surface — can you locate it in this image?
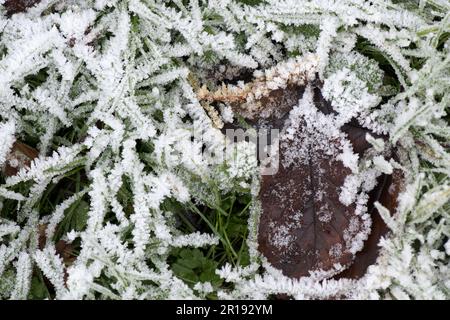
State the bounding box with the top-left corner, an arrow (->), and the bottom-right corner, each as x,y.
3,0 -> 40,16
0,0 -> 448,300
258,81 -> 374,279
204,57 -> 395,280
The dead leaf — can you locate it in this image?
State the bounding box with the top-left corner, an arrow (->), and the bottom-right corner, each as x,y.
198,58 -> 401,280
38,224 -> 76,285
55,240 -> 76,266
258,119 -> 363,278
256,82 -> 401,279
3,0 -> 41,16
2,141 -> 39,177
310,86 -> 405,279
38,224 -> 75,264
335,168 -> 404,279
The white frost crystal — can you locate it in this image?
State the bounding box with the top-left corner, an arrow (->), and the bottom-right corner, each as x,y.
0,0 -> 448,300
0,120 -> 16,167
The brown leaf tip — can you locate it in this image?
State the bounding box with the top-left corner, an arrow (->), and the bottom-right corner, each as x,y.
3,0 -> 41,16
2,141 -> 39,177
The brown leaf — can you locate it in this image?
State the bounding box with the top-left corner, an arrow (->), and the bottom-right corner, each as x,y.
38,224 -> 76,265
55,240 -> 76,266
221,84 -> 304,136
2,141 -> 39,177
3,0 -> 41,16
335,169 -> 404,279
38,224 -> 76,285
310,85 -> 405,279
200,60 -> 402,280
256,82 -> 402,279
218,73 -> 401,279
309,86 -> 405,280
38,223 -> 47,250
258,119 -> 363,278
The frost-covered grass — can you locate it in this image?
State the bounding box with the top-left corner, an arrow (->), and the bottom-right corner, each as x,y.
0,0 -> 449,300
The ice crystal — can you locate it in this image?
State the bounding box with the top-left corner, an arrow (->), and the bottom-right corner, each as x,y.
0,0 -> 448,300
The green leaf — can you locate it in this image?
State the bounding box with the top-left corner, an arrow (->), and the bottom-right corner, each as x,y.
237,0 -> 264,6
74,200 -> 89,230
171,248 -> 223,287
28,273 -> 49,300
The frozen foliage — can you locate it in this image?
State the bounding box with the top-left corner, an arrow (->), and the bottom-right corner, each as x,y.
0,0 -> 449,300
0,120 -> 15,167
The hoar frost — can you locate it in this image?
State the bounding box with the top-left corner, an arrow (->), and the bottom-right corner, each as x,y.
0,0 -> 448,300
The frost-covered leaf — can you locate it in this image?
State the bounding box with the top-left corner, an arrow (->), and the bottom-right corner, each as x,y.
337,169 -> 404,279
3,0 -> 41,16
2,141 -> 39,177
0,0 -> 448,301
257,84 -> 374,279
215,58 -> 400,281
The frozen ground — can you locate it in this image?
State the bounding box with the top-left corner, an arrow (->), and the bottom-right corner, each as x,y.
0,0 -> 449,300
